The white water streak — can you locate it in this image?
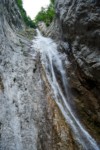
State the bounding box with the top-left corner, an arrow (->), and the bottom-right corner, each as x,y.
32,29 -> 100,150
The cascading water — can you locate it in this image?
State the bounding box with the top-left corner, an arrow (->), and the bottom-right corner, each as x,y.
32,29 -> 100,150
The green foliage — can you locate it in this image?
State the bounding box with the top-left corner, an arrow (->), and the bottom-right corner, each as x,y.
16,0 -> 36,28
34,1 -> 55,26
16,0 -> 22,9
50,0 -> 55,4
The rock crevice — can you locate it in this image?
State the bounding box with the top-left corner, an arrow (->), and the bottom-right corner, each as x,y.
48,0 -> 100,142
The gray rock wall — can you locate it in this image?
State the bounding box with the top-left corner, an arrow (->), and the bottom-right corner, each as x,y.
51,0 -> 100,142
0,1 -> 76,149
0,1 -> 48,150
0,0 -> 100,149
0,0 -> 23,29
55,0 -> 100,82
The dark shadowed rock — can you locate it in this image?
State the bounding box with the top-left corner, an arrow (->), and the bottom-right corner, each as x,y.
46,0 -> 100,143
55,0 -> 100,82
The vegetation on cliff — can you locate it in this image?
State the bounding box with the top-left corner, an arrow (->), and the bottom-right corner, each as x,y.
16,0 -> 36,28
16,0 -> 55,27
34,0 -> 55,26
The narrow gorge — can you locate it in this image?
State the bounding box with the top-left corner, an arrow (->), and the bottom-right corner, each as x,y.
0,0 -> 100,150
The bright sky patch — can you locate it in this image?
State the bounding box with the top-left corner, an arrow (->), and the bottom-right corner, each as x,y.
22,0 -> 50,19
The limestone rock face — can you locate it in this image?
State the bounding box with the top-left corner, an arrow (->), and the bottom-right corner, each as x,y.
51,0 -> 100,141
55,0 -> 100,82
0,0 -> 23,29
1,0 -> 100,149
0,0 -> 55,149
0,0 -> 77,150
38,22 -> 47,35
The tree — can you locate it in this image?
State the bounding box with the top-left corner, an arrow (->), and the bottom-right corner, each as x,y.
34,1 -> 55,26
16,0 -> 36,28
50,0 -> 55,4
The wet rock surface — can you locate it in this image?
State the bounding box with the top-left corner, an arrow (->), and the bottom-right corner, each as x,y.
48,0 -> 100,142
0,0 -> 23,29
0,14 -> 38,149
55,0 -> 100,82
0,1 -> 48,150
0,22 -> 77,150
40,65 -> 79,150
1,0 -> 100,149
0,0 -> 78,149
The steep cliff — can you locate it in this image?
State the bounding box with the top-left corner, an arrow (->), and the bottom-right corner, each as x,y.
0,1 -> 48,150
49,0 -> 100,142
0,0 -> 100,149
0,0 -> 78,150
0,0 -> 23,29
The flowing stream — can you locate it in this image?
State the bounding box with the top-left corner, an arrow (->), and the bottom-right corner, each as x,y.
32,29 -> 100,150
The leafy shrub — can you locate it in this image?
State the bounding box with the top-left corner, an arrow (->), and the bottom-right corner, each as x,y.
34,0 -> 55,26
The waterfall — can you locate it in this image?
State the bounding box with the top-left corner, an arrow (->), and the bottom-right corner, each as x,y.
32,29 -> 100,150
